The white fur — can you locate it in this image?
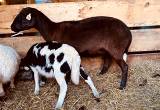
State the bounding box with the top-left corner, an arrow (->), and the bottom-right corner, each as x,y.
54,72 -> 67,109
33,44 -> 40,57
123,53 -> 127,62
38,44 -> 80,85
60,44 -> 80,85
0,44 -> 20,96
85,76 -> 100,98
26,13 -> 31,21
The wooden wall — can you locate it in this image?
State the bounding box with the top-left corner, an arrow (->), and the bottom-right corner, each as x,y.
0,0 -> 35,5
0,1 -> 159,58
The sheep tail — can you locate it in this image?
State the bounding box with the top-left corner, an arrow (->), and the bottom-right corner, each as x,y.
70,55 -> 81,85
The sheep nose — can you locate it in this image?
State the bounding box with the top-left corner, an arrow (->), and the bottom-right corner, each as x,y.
11,24 -> 19,32
11,23 -> 15,31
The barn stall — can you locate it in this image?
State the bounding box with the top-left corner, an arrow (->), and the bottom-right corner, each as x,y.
0,0 -> 160,110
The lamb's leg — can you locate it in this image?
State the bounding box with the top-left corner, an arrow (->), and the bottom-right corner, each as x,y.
39,75 -> 46,87
99,54 -> 112,74
0,82 -> 5,97
10,78 -> 15,88
31,67 -> 40,95
80,67 -> 100,99
54,73 -> 67,110
65,71 -> 71,84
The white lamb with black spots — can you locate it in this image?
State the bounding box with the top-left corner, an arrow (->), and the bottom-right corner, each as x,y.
20,42 -> 100,110
0,44 -> 20,97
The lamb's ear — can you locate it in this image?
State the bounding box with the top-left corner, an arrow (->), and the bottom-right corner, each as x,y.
26,13 -> 31,21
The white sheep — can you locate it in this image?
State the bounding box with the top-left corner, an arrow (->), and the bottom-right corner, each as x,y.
0,44 -> 20,96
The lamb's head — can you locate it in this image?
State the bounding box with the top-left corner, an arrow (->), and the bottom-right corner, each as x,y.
11,7 -> 37,32
17,58 -> 33,80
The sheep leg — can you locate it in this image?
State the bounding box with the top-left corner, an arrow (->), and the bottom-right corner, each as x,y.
99,54 -> 112,74
10,78 -> 15,88
65,71 -> 71,84
0,82 -> 5,97
115,59 -> 128,90
39,75 -> 46,87
80,67 -> 100,98
31,67 -> 40,95
54,73 -> 67,110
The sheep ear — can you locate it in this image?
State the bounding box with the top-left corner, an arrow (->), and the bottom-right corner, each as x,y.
26,13 -> 31,21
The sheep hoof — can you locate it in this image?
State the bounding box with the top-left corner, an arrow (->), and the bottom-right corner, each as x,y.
40,81 -> 45,87
55,108 -> 61,110
55,104 -> 63,110
55,106 -> 62,110
119,86 -> 125,90
10,84 -> 15,89
95,98 -> 100,102
93,92 -> 100,102
98,71 -> 105,75
10,79 -> 15,88
0,91 -> 5,97
34,90 -> 39,95
119,81 -> 126,90
94,92 -> 100,98
98,66 -> 109,75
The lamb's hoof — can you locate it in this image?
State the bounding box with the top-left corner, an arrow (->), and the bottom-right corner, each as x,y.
10,84 -> 15,89
55,108 -> 61,110
119,86 -> 125,90
34,90 -> 39,95
40,81 -> 45,87
95,98 -> 100,102
98,70 -> 107,75
93,92 -> 100,102
55,106 -> 63,110
0,92 -> 5,97
55,104 -> 63,110
98,70 -> 104,75
94,93 -> 100,99
78,106 -> 87,110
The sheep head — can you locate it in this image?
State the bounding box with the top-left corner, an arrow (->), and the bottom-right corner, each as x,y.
11,7 -> 37,32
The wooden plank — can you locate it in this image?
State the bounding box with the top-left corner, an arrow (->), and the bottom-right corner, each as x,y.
130,29 -> 160,52
0,36 -> 45,56
128,53 -> 160,63
0,28 -> 37,34
0,0 -> 160,34
1,35 -> 160,71
0,28 -> 160,55
0,37 -> 159,71
81,53 -> 160,71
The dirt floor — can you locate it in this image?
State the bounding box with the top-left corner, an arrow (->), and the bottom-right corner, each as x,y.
0,54 -> 160,110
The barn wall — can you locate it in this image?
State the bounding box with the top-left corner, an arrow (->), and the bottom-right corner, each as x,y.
0,1 -> 159,59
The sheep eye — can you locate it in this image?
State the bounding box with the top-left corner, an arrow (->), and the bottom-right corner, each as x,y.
26,13 -> 31,21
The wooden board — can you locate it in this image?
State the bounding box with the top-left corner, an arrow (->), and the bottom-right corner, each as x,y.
0,36 -> 45,56
130,29 -> 160,52
0,0 -> 160,34
81,53 -> 160,71
0,28 -> 160,56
